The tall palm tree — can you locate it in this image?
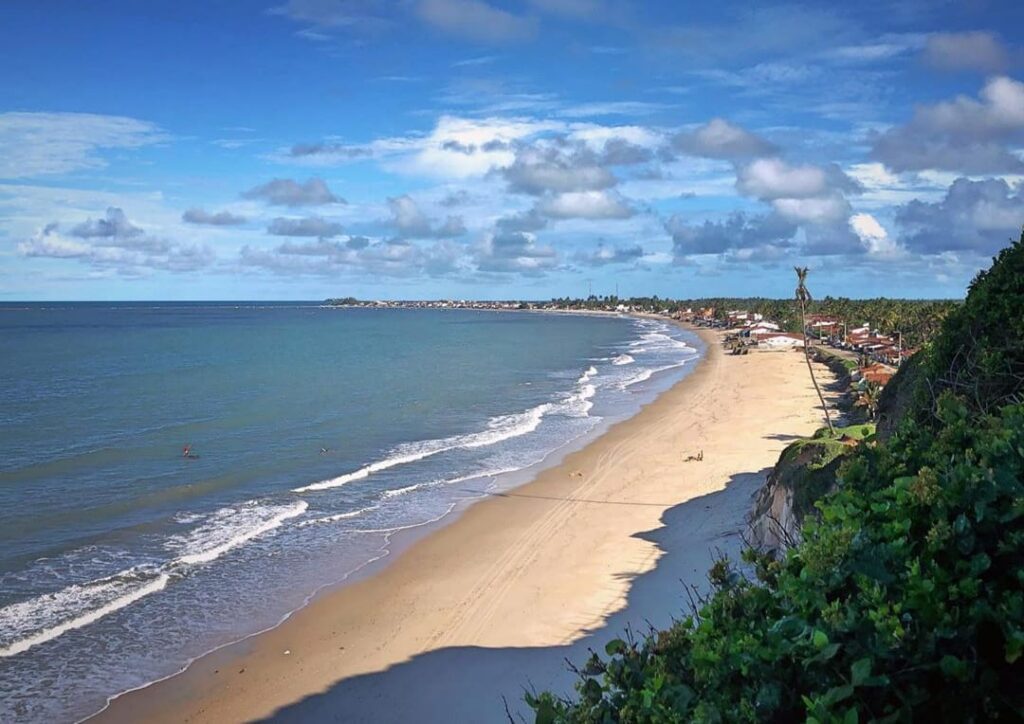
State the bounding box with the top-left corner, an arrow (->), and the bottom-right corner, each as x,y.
795,266 -> 835,433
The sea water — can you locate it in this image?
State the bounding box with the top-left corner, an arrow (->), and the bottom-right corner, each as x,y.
0,303 -> 702,721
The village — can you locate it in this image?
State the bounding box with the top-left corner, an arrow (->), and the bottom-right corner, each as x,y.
674,307 -> 908,417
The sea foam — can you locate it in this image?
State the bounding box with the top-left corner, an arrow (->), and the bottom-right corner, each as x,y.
0,499 -> 308,658
0,570 -> 170,658
169,500 -> 308,566
294,402 -> 553,493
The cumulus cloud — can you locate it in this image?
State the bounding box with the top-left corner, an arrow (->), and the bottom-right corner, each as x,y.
18,208 -> 214,274
0,112 -> 166,178
594,137 -> 655,165
242,177 -> 344,206
388,194 -> 466,238
491,209 -> 545,233
182,208 -> 247,226
894,177 -> 1024,255
673,118 -> 776,160
733,157 -> 862,227
922,31 -> 1011,73
737,158 -> 860,200
70,207 -> 143,239
772,194 -> 852,224
665,212 -> 797,257
475,230 -> 558,273
241,236 -> 464,277
536,190 -> 634,219
439,189 -> 472,207
416,0 -> 537,44
871,76 -> 1024,173
503,145 -> 616,195
850,212 -> 905,259
396,116 -> 563,178
574,243 -> 644,266
267,216 -> 345,237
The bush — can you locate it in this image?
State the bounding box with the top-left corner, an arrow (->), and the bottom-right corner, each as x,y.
530,230 -> 1024,723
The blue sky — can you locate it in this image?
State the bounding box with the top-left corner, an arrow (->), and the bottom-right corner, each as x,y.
1,0 -> 1023,300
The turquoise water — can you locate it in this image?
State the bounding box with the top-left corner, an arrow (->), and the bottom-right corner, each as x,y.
0,303 -> 701,722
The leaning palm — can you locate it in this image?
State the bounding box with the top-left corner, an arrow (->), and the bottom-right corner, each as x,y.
795,266 -> 835,433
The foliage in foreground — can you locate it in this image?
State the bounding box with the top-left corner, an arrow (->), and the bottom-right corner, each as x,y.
530,232 -> 1024,723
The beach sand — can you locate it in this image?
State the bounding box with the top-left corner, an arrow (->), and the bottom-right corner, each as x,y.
95,328 -> 838,723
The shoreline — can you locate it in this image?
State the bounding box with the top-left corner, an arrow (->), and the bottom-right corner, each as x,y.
95,324 -> 836,723
78,314 -> 700,723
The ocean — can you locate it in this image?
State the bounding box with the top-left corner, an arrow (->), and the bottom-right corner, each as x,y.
0,303 -> 702,722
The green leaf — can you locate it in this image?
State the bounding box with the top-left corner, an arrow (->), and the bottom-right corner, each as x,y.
851,658 -> 871,686
940,655 -> 968,681
604,638 -> 626,656
812,629 -> 830,649
824,684 -> 854,706
811,642 -> 841,664
1006,631 -> 1024,663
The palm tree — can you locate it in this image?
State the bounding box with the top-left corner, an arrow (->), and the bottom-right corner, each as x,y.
795,266 -> 835,433
854,381 -> 882,421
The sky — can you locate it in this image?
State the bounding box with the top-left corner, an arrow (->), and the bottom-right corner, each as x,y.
1,1 -> 1023,301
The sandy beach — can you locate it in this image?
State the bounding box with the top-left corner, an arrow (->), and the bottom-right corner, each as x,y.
95,327 -> 837,723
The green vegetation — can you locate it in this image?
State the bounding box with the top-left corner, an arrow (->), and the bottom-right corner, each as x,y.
529,231 -> 1024,722
773,436 -> 850,522
552,295 -> 958,349
817,349 -> 859,375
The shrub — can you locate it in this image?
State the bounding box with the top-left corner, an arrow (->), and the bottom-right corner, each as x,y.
530,230 -> 1024,722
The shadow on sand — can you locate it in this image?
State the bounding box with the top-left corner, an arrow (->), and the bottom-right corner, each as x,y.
257,468 -> 770,724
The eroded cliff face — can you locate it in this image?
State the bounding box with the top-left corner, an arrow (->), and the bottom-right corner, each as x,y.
750,474 -> 799,552
749,437 -> 852,553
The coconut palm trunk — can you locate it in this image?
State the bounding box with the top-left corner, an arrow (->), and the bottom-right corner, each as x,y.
795,267 -> 835,434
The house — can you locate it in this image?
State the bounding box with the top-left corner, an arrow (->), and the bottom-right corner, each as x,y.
859,363 -> 894,386
758,332 -> 805,350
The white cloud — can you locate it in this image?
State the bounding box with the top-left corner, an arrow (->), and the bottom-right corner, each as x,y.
773,194 -> 850,223
850,212 -> 904,258
536,190 -> 633,219
737,158 -> 830,199
0,112 -> 166,178
242,177 -> 344,206
475,230 -> 558,273
871,76 -> 1024,173
674,118 -> 776,160
387,194 -> 466,238
18,209 -> 214,274
397,116 -> 565,178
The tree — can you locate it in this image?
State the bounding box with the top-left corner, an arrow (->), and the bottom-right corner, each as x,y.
854,381 -> 882,421
795,266 -> 835,433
